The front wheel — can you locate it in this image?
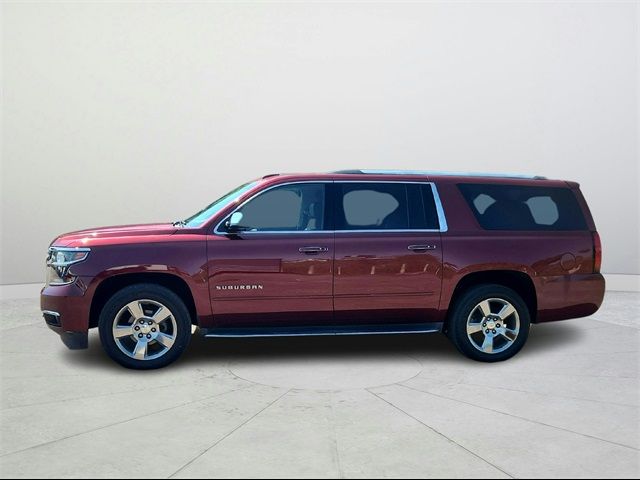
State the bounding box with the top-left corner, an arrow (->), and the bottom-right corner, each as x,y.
98,284 -> 192,369
447,284 -> 530,362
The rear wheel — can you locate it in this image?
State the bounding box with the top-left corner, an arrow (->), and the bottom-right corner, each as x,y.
98,284 -> 192,369
447,284 -> 530,362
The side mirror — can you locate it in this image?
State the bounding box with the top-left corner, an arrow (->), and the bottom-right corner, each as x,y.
225,211 -> 246,232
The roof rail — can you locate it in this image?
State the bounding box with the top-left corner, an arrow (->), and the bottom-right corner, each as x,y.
331,169 -> 547,180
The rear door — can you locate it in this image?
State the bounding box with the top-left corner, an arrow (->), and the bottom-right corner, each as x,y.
333,181 -> 444,325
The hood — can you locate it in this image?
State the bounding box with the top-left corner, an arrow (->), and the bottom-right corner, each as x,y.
52,223 -> 179,248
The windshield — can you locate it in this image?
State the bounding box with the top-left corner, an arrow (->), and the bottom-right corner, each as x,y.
182,181 -> 259,227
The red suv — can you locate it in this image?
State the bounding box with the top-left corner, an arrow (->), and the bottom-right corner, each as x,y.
41,170 -> 605,369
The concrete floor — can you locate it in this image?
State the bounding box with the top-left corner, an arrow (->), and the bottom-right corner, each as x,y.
0,293 -> 638,479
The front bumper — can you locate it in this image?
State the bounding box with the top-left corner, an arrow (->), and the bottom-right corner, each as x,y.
41,279 -> 91,350
45,322 -> 88,349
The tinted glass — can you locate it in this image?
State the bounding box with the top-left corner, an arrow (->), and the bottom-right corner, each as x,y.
420,184 -> 441,230
337,183 -> 408,230
403,184 -> 440,230
336,183 -> 438,231
458,184 -> 587,231
233,183 -> 326,232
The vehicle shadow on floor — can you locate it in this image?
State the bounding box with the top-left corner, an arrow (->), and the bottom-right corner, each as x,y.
65,320 -> 585,370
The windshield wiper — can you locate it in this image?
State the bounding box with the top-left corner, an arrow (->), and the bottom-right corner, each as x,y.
172,220 -> 187,227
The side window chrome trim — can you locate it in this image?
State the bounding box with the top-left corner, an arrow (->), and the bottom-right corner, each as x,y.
213,179 -> 449,235
335,229 -> 442,234
227,230 -> 335,235
430,182 -> 448,232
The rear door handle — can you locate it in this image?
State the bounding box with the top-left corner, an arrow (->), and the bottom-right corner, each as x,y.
408,244 -> 437,252
299,246 -> 329,254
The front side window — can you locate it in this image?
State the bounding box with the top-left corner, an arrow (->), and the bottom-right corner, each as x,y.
228,183 -> 326,232
458,183 -> 587,231
336,183 -> 439,231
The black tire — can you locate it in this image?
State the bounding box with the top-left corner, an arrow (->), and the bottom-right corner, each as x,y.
447,284 -> 530,362
98,283 -> 192,369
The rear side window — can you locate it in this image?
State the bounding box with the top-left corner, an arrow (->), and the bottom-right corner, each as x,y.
335,183 -> 440,231
420,185 -> 440,230
458,184 -> 587,231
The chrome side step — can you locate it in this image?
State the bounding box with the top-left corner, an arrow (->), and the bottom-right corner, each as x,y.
201,323 -> 442,338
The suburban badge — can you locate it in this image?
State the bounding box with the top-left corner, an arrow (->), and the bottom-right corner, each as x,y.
216,284 -> 264,291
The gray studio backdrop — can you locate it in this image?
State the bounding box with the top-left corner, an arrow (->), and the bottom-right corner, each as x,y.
1,1 -> 638,285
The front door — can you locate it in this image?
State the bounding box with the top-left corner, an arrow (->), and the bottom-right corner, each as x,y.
333,181 -> 444,325
207,182 -> 333,327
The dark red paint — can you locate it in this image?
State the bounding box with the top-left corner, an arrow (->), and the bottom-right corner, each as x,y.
41,173 -> 605,345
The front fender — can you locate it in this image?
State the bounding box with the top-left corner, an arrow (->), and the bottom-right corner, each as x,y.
75,240 -> 211,323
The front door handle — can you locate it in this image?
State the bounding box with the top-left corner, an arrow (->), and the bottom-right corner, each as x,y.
408,244 -> 437,252
299,246 -> 329,254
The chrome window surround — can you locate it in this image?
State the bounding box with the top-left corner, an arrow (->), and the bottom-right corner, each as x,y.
213,180 -> 448,235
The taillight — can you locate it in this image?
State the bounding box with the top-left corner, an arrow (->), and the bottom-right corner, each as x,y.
592,232 -> 602,273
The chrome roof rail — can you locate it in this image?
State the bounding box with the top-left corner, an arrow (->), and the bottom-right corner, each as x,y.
331,169 -> 547,180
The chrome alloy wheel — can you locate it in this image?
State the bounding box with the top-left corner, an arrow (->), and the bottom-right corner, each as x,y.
112,299 -> 177,361
466,298 -> 520,354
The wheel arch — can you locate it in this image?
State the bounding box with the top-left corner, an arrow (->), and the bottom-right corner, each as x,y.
444,270 -> 537,331
89,272 -> 198,329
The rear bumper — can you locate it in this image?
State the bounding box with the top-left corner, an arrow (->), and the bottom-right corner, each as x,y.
535,273 -> 605,323
41,279 -> 91,350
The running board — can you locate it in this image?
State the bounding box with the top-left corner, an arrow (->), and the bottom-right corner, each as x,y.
201,323 -> 442,338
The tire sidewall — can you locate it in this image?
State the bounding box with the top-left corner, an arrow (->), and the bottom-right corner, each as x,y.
449,284 -> 530,362
98,284 -> 192,370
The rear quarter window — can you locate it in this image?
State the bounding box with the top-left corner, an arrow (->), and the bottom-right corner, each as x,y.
458,183 -> 587,231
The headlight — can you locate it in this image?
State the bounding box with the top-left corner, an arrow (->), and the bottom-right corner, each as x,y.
46,247 -> 90,285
